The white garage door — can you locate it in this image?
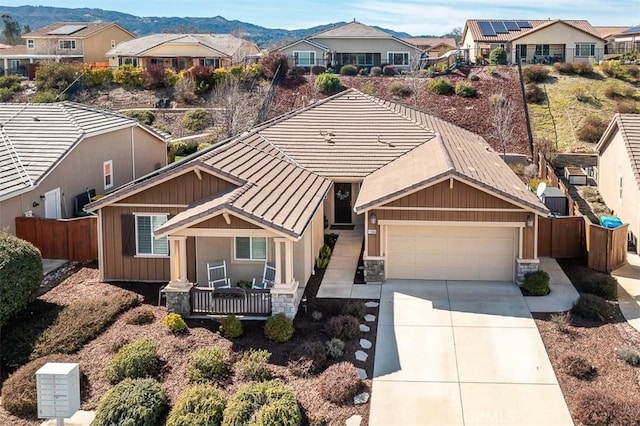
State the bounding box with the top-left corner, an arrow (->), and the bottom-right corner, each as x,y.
386,225 -> 516,281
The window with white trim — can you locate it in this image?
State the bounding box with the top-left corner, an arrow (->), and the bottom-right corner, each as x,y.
136,215 -> 168,256
27,39 -> 34,49
103,160 -> 113,190
293,51 -> 315,66
575,43 -> 595,57
199,58 -> 221,67
619,175 -> 623,203
235,237 -> 267,260
387,51 -> 409,66
59,40 -> 76,50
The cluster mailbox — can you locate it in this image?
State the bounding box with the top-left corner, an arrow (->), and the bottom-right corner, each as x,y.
36,363 -> 80,420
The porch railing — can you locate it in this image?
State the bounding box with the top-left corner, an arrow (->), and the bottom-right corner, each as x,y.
190,286 -> 272,316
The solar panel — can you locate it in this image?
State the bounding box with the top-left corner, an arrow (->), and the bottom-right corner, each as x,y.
503,21 -> 520,31
478,21 -> 496,36
491,21 -> 508,33
623,25 -> 640,33
516,21 -> 532,29
47,25 -> 87,35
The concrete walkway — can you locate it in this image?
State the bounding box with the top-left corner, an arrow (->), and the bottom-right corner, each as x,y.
317,226 -> 381,299
525,257 -> 580,313
369,280 -> 573,426
612,253 -> 640,333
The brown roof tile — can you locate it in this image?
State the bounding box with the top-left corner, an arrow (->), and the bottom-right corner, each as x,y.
597,114 -> 640,190
23,22 -> 132,39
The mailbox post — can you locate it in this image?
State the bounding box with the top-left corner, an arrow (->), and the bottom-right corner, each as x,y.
36,363 -> 80,426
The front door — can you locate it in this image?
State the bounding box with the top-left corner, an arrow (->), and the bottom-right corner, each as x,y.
334,183 -> 352,224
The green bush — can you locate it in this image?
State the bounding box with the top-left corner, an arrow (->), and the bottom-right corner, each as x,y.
0,74 -> 21,90
123,110 -> 155,125
523,65 -> 550,83
1,354 -> 78,417
168,140 -> 200,163
30,88 -> 65,103
104,338 -> 160,383
522,270 -> 550,296
389,82 -> 413,98
113,64 -> 144,87
167,384 -> 226,426
454,81 -> 476,97
222,380 -> 301,426
35,62 -> 79,91
325,315 -> 360,340
489,47 -> 507,65
0,87 -> 15,101
579,273 -> 618,300
83,67 -> 113,87
341,300 -> 366,319
325,338 -> 345,358
600,60 -> 624,78
123,307 -> 155,325
163,312 -> 188,333
318,362 -> 362,403
383,65 -> 397,76
428,77 -> 453,94
181,109 -> 209,132
370,66 -> 382,76
0,234 -> 42,326
340,64 -> 358,76
572,294 -> 615,321
219,314 -> 243,338
264,313 -> 294,342
236,349 -> 271,381
314,73 -> 341,94
187,346 -> 228,383
94,378 -> 168,426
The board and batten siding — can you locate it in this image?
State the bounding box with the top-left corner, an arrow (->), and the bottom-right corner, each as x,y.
365,179 -> 536,258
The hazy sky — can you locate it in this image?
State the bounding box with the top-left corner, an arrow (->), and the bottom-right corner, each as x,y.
2,0 -> 638,35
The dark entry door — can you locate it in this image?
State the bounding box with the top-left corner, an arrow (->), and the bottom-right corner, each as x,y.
334,183 -> 352,224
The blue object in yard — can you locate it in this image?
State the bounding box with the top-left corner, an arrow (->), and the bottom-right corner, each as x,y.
599,216 -> 623,229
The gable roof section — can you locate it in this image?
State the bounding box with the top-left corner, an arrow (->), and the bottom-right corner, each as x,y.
596,114 -> 640,190
107,34 -> 253,57
401,37 -> 456,49
594,26 -> 630,38
313,21 -> 394,38
464,19 -> 603,43
23,22 -> 135,39
0,102 -> 150,201
276,38 -> 330,52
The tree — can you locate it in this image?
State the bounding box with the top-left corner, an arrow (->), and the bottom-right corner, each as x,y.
443,27 -> 462,44
22,24 -> 31,34
1,14 -> 22,45
488,93 -> 515,158
210,78 -> 259,139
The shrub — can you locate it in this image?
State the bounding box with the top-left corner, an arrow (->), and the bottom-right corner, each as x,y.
469,74 -> 480,81
617,100 -> 638,114
289,341 -> 327,376
1,354 -> 77,417
489,47 -> 507,65
389,82 -> 413,98
325,315 -> 360,340
573,389 -> 640,426
577,114 -> 607,143
0,87 -> 14,101
188,346 -> 228,383
579,273 -> 618,300
0,234 -> 42,326
174,77 -> 198,104
123,109 -> 155,125
167,384 -> 226,426
615,346 -> 640,367
289,66 -> 306,76
486,65 -> 497,76
222,380 -> 300,426
370,66 -> 382,76
0,74 -> 21,90
35,62 -> 79,91
627,64 -> 640,78
318,362 -> 362,403
219,314 -> 243,338
183,66 -> 218,94
572,293 -> 614,321
94,378 -> 168,426
600,60 -> 624,78
553,62 -> 574,74
523,65 -> 550,83
383,65 -> 396,76
340,64 -> 358,76
325,338 -> 345,358
311,310 -> 323,321
341,300 -> 366,319
105,338 -> 160,383
314,73 -> 341,94
561,353 -> 597,380
522,270 -> 550,296
30,88 -> 64,103
264,313 -> 294,342
311,65 -> 326,75
123,308 -> 155,325
261,51 -> 289,79
455,81 -> 476,97
83,66 -> 113,87
428,76 -> 453,94
573,62 -> 593,75
550,312 -> 572,333
181,109 -> 209,132
112,64 -> 144,87
236,349 -> 271,381
525,83 -> 545,103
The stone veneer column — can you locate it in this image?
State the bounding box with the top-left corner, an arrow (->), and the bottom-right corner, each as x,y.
516,259 -> 540,284
364,258 -> 385,284
270,282 -> 300,319
163,282 -> 193,317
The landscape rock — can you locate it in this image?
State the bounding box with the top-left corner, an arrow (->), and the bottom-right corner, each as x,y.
346,414 -> 363,426
360,338 -> 372,349
355,350 -> 368,362
354,392 -> 370,405
364,313 -> 376,322
360,324 -> 370,332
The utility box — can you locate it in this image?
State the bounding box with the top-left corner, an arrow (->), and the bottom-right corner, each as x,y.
36,363 -> 80,420
541,187 -> 568,216
564,167 -> 588,185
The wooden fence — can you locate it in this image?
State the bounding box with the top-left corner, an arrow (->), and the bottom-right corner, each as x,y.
538,216 -> 585,258
15,216 -> 98,261
587,223 -> 629,273
191,287 -> 272,316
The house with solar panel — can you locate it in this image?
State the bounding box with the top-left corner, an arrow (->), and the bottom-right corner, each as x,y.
0,22 -> 135,77
461,19 -> 606,65
606,25 -> 640,55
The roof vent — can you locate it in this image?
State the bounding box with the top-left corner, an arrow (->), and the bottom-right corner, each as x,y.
377,135 -> 395,148
33,117 -> 40,122
320,130 -> 335,144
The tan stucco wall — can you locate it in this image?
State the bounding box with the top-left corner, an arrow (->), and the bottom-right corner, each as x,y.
29,38 -> 84,56
512,23 -> 604,62
598,129 -> 639,251
85,26 -> 135,63
279,41 -> 326,65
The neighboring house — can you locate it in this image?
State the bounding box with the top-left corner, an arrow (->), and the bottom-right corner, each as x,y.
401,37 -> 457,58
596,114 -> 640,253
0,102 -> 168,235
594,26 -> 630,55
106,34 -> 260,70
461,19 -> 605,64
0,22 -> 135,76
605,25 -> 640,55
86,89 -> 547,319
277,20 -> 423,71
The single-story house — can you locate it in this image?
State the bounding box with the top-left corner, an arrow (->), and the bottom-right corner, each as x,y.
461,19 -> 605,64
0,22 -> 135,76
401,37 -> 457,58
0,102 -> 169,234
596,113 -> 640,253
277,20 -> 422,71
604,25 -> 640,56
106,34 -> 260,70
86,89 -> 548,318
594,26 -> 631,55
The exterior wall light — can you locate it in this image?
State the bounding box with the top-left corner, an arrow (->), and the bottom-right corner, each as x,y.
370,212 -> 377,225
526,214 -> 534,227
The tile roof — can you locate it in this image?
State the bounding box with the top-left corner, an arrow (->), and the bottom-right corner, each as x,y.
464,19 -> 603,43
597,114 -> 640,190
107,34 -> 256,57
0,102 -> 149,200
313,21 -> 395,39
22,22 -> 132,39
594,26 -> 629,38
401,37 -> 456,49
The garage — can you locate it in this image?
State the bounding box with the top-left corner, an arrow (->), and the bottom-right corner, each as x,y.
386,225 -> 517,281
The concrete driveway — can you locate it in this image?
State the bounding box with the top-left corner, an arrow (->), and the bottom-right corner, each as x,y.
369,280 -> 573,426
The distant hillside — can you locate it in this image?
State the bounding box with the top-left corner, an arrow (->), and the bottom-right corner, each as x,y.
0,5 -> 413,48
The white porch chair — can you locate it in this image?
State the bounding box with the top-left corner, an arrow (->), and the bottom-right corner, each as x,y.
252,261 -> 276,290
207,260 -> 231,289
